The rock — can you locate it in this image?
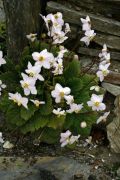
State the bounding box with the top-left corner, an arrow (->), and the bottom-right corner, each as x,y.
88,174 -> 97,180
66,0 -> 120,21
82,67 -> 120,85
117,167 -> 120,177
102,82 -> 120,96
47,1 -> 120,37
74,173 -> 85,179
94,33 -> 120,51
3,141 -> 14,149
37,156 -> 91,180
107,95 -> 120,153
0,156 -> 91,180
78,47 -> 120,61
69,24 -> 120,51
0,0 -> 5,22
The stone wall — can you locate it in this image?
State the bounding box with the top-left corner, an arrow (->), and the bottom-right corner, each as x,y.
47,0 -> 120,85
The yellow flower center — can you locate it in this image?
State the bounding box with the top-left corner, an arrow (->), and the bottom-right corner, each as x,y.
31,34 -> 36,38
17,101 -> 22,106
13,98 -> 17,103
39,56 -> 44,62
58,64 -> 62,69
29,72 -> 34,77
89,36 -> 94,41
60,91 -> 64,97
23,83 -> 29,88
35,101 -> 40,107
54,15 -> 58,19
102,70 -> 107,76
94,102 -> 100,107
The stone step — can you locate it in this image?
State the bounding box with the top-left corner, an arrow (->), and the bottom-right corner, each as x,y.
47,1 -> 120,37
78,47 -> 120,61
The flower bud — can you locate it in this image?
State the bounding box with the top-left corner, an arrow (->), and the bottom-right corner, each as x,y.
80,121 -> 87,128
74,55 -> 79,60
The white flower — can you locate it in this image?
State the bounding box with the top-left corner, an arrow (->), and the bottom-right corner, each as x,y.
60,130 -> 80,147
80,121 -> 87,128
60,130 -> 71,147
90,86 -> 100,92
0,51 -> 6,66
81,16 -> 91,31
41,13 -> 69,44
80,30 -> 96,46
97,63 -> 110,82
0,80 -> 6,95
41,13 -> 63,34
64,95 -> 74,105
30,99 -> 45,107
96,112 -> 110,124
74,55 -> 79,60
87,94 -> 106,111
32,49 -> 54,69
51,83 -> 71,103
69,135 -> 80,145
9,92 -> 28,109
57,47 -> 68,59
20,73 -> 37,96
53,31 -> 68,44
26,33 -> 37,42
25,62 -> 44,81
99,44 -> 107,59
54,12 -> 64,26
52,59 -> 63,75
67,103 -> 83,113
65,23 -> 71,33
53,108 -> 66,117
0,132 -> 4,143
99,44 -> 110,64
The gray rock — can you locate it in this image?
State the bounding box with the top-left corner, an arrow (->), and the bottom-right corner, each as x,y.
102,82 -> 120,96
78,47 -> 120,61
117,167 -> 120,177
67,0 -> 120,21
0,156 -> 91,180
47,1 -> 120,37
107,95 -> 120,153
94,33 -> 120,51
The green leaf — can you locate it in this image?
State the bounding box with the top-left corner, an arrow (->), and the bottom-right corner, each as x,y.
39,93 -> 53,115
40,127 -> 60,144
0,94 -> 10,113
0,71 -> 19,91
20,104 -> 37,121
53,76 -> 66,86
66,78 -> 83,94
48,115 -> 65,129
6,104 -> 25,127
64,112 -> 98,136
64,59 -> 80,80
21,113 -> 49,133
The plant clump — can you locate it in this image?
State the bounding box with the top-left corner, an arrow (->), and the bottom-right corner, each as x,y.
0,12 -> 110,147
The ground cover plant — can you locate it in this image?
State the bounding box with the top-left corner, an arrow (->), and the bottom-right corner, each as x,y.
0,13 -> 110,147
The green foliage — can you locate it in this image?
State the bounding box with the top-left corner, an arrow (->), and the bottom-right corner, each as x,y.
64,59 -> 81,80
20,104 -> 37,121
0,39 -> 99,144
39,93 -> 53,115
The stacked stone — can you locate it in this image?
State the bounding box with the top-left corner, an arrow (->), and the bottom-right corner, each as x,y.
47,1 -> 120,83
